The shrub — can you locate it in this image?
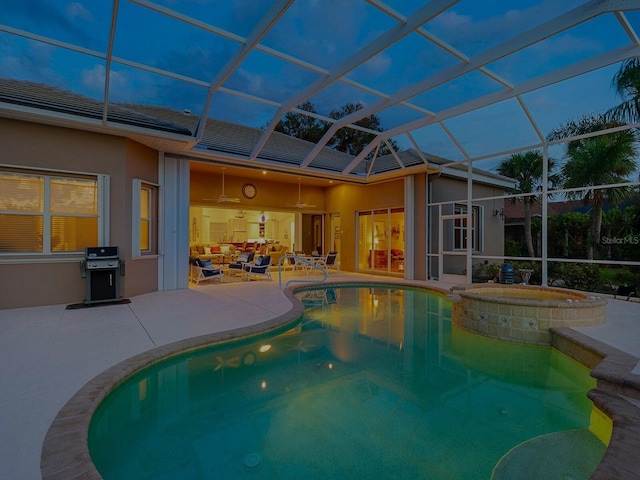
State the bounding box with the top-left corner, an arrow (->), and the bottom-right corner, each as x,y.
472,262 -> 501,282
548,263 -> 600,291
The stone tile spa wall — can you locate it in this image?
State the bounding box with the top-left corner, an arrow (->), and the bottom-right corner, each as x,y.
449,284 -> 607,345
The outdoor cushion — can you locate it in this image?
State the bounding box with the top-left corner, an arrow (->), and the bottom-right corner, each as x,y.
196,258 -> 221,277
229,252 -> 254,271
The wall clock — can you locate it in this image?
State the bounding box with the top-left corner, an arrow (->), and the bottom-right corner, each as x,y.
242,183 -> 257,199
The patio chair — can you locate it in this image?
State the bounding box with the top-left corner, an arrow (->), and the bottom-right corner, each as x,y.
299,287 -> 337,310
228,251 -> 254,276
243,254 -> 272,281
190,258 -> 224,285
316,251 -> 339,272
614,284 -> 636,301
292,250 -> 307,272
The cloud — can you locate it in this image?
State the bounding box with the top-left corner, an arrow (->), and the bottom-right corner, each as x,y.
364,53 -> 392,75
427,1 -> 588,55
81,64 -> 127,94
0,39 -> 58,84
236,68 -> 266,96
81,65 -> 105,92
431,10 -> 473,30
66,2 -> 93,23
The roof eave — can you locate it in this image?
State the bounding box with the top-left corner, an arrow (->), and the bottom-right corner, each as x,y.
0,102 -> 195,145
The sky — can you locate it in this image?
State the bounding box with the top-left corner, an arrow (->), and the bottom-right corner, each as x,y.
1,0 -> 639,172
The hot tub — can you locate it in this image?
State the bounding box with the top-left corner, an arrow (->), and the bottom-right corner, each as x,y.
449,284 -> 607,345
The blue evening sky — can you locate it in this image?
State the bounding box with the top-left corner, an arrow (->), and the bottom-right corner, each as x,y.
1,0 -> 638,171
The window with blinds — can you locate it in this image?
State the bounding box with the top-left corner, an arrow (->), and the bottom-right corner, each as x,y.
132,179 -> 157,256
0,170 -> 99,254
140,186 -> 151,252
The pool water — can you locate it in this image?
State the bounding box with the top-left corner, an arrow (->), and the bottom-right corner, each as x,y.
89,285 -> 603,479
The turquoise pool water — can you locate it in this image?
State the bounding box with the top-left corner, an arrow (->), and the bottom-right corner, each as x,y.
89,285 -> 602,479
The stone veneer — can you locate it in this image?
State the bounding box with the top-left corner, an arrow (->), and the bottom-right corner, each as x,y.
449,284 -> 607,345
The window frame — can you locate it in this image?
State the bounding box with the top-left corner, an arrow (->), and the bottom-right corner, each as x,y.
0,166 -> 108,256
132,179 -> 158,257
453,203 -> 483,252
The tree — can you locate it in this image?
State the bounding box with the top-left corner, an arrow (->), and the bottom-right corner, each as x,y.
497,150 -> 556,257
274,100 -> 328,143
548,114 -> 638,259
607,57 -> 640,124
274,101 -> 398,157
327,102 -> 397,156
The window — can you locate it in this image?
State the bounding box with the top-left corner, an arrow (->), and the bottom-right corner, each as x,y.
0,169 -> 102,254
133,180 -> 157,256
453,204 -> 483,251
140,186 -> 151,252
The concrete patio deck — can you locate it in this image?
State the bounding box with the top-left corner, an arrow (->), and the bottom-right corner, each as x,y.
1,271 -> 638,479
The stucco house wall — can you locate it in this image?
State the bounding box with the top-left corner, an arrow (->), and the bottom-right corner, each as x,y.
324,180 -> 404,273
429,175 -> 506,278
0,118 -> 159,309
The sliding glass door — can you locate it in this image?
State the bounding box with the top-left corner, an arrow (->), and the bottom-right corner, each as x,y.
357,207 -> 404,273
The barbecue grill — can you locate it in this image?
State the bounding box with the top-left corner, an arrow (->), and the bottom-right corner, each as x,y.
80,246 -> 125,304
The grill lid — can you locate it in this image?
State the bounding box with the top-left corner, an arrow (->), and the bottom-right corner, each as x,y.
85,246 -> 119,259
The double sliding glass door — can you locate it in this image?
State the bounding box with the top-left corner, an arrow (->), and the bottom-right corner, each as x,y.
357,208 -> 404,273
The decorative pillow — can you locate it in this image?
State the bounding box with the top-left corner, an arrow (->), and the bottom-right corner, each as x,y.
255,255 -> 264,266
196,245 -> 205,254
237,253 -> 249,263
210,245 -> 221,253
198,259 -> 213,268
198,258 -> 220,277
220,245 -> 231,254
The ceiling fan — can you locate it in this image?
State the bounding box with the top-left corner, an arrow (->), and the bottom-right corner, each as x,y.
286,178 -> 316,209
214,168 -> 240,203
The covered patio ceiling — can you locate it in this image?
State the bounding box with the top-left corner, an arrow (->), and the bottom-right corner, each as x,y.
1,1 -> 640,183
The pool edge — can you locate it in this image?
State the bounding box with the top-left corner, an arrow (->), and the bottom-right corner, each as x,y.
39,283 -> 640,480
551,327 -> 640,480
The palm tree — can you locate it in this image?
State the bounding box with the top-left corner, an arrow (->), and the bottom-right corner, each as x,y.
497,150 -> 556,257
607,57 -> 640,124
548,114 -> 638,259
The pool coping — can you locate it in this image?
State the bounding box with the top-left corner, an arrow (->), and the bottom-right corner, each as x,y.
40,281 -> 640,479
550,327 -> 640,480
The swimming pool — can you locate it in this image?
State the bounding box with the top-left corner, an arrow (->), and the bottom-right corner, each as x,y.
86,285 -> 605,479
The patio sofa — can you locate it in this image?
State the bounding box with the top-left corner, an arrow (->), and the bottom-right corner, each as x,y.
253,243 -> 289,268
190,243 -> 238,264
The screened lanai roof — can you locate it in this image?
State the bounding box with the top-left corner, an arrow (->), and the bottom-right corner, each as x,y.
1,0 -> 640,183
